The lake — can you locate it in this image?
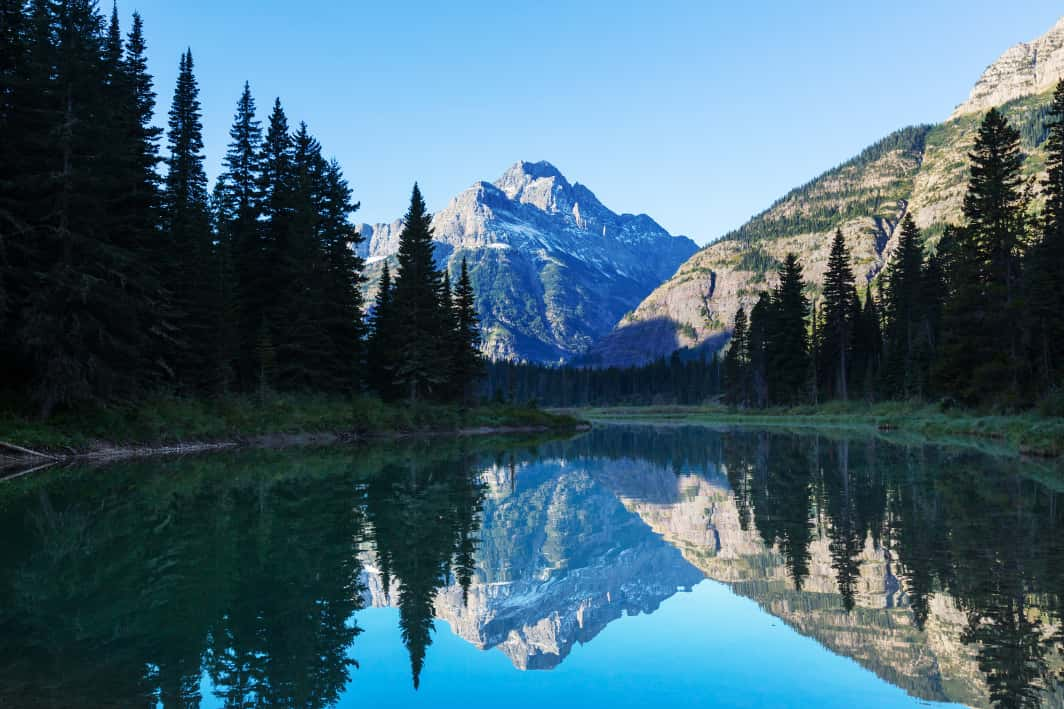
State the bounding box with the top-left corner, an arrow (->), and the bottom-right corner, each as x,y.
1,424 -> 1062,708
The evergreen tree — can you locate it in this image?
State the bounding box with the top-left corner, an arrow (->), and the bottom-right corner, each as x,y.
881,214 -> 928,397
852,284 -> 883,400
450,258 -> 484,403
216,82 -> 265,389
163,49 -> 217,390
367,262 -> 398,400
1024,80 -> 1064,394
17,0 -> 147,414
723,306 -> 748,406
767,253 -> 810,405
391,184 -> 446,401
318,158 -> 365,392
820,230 -> 857,400
937,109 -> 1028,404
747,292 -> 772,408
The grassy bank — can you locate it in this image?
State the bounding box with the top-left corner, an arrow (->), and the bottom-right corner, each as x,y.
575,401 -> 1064,458
0,393 -> 583,458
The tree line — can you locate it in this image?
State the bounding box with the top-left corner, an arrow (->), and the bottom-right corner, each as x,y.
484,351 -> 721,407
0,1 -> 482,416
724,86 -> 1064,410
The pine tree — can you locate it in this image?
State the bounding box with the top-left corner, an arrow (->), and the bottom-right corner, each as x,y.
163,49 -> 217,391
723,306 -> 748,406
748,292 -> 772,408
99,7 -> 166,387
216,82 -> 265,389
391,184 -> 446,401
767,253 -> 810,405
882,214 -> 927,398
273,121 -> 330,390
436,268 -> 457,397
937,109 -> 1027,404
0,0 -> 34,392
17,0 -> 150,414
451,257 -> 484,403
318,158 -> 365,392
367,262 -> 398,400
852,284 -> 883,400
820,229 -> 857,400
1024,80 -> 1064,394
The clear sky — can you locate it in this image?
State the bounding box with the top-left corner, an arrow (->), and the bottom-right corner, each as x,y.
124,0 -> 1063,245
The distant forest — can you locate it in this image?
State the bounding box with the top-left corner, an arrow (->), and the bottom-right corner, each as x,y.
499,88 -> 1064,411
0,2 -> 481,416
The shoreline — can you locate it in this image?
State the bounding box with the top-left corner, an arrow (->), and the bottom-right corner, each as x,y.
569,404 -> 1064,459
0,395 -> 588,473
0,422 -> 591,474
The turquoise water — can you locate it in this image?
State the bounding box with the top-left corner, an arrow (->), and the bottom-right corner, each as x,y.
1,425 -> 1061,707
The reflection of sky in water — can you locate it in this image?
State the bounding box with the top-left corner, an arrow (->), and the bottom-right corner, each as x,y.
6,426 -> 1061,708
198,582 -> 956,709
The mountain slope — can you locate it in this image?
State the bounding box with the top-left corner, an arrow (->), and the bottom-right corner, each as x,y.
358,161 -> 697,363
590,16 -> 1064,367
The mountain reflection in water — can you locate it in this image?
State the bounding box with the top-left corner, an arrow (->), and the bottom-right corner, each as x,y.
1,426 -> 1063,708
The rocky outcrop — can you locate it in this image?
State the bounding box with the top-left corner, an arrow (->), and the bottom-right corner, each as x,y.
953,16 -> 1064,118
358,161 -> 697,363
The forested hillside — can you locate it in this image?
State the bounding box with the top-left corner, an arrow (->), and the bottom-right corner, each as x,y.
590,16 -> 1064,368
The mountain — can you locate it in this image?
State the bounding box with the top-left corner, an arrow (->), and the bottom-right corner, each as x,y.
589,17 -> 1064,366
358,161 -> 698,363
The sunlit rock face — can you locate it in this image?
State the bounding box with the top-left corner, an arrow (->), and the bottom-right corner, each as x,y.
357,161 -> 697,363
952,16 -> 1064,118
594,16 -> 1064,367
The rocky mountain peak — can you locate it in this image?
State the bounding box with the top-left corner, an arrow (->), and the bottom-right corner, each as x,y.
493,160 -> 576,214
952,15 -> 1064,118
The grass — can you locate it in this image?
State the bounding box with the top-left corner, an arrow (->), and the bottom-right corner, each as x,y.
0,393 -> 583,456
574,401 -> 1064,458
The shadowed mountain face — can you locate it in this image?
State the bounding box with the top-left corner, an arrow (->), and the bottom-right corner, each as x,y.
357,161 -> 698,363
2,429 -> 1064,707
591,16 -> 1064,366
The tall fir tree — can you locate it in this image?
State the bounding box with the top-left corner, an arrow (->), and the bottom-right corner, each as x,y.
881,214 -> 928,398
937,109 -> 1027,404
163,49 -> 217,390
852,284 -> 883,401
318,157 -> 365,391
451,257 -> 484,403
367,262 -> 398,400
767,253 -> 810,405
1024,80 -> 1064,394
391,184 -> 446,401
17,0 -> 148,414
216,82 -> 265,390
820,229 -> 857,400
723,305 -> 748,406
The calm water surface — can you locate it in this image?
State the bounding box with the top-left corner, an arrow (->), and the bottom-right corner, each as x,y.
1,425 -> 1063,708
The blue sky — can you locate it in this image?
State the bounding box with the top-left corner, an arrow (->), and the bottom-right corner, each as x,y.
124,0 -> 1063,245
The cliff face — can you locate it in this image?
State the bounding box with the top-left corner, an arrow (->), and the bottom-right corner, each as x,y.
589,16 -> 1064,367
357,161 -> 696,363
953,17 -> 1064,118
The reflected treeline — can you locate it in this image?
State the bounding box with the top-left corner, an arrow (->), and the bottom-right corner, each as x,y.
0,441 -> 495,707
364,455 -> 486,689
3,427 -> 1064,708
715,429 -> 1064,708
